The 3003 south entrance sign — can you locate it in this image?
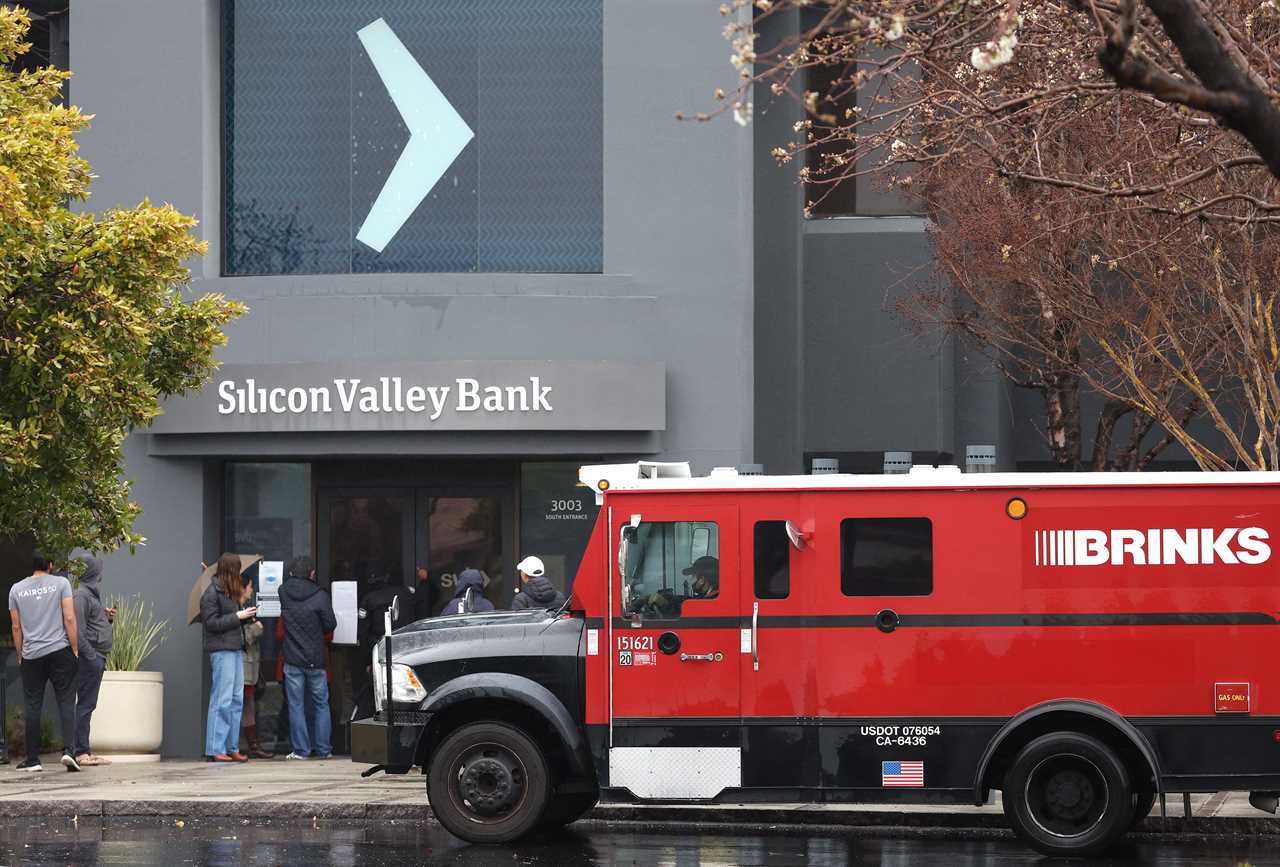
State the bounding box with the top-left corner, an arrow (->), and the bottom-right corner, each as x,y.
150,361 -> 665,434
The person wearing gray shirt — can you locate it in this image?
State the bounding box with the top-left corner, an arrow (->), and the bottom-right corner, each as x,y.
8,552 -> 81,773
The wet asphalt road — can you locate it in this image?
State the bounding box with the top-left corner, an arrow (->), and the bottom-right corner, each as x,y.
0,818 -> 1276,866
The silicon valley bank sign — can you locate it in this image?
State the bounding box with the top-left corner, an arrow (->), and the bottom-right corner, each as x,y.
150,361 -> 665,434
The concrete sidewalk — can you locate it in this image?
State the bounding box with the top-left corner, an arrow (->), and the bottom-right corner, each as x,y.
0,755 -> 1275,837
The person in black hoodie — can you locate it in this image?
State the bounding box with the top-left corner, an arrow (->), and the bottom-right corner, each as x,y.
444,569 -> 495,615
279,555 -> 336,760
509,556 -> 566,611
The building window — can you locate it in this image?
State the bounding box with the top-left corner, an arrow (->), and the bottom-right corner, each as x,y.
224,463 -> 312,565
753,521 -> 790,599
519,462 -> 600,595
840,517 -> 932,596
221,0 -> 602,276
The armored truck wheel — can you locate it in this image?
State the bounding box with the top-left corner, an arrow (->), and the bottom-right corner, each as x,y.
1130,790 -> 1156,829
1003,732 -> 1132,858
427,721 -> 551,844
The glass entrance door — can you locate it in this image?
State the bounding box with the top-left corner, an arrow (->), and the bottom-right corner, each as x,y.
416,494 -> 509,617
317,486 -> 513,751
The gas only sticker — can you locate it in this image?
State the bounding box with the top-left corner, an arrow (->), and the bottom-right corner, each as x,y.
861,725 -> 941,747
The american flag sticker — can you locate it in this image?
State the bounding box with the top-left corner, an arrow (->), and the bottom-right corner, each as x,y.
881,760 -> 924,787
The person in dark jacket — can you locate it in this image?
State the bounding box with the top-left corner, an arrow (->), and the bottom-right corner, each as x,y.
509,556 -> 566,611
72,557 -> 115,766
444,569 -> 494,615
279,555 -> 336,760
201,552 -> 257,763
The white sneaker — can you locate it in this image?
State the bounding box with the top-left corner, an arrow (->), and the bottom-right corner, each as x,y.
16,759 -> 42,772
61,754 -> 82,772
285,752 -> 309,760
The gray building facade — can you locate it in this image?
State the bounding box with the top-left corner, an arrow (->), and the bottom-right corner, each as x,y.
23,1 -> 1032,758
65,0 -> 753,757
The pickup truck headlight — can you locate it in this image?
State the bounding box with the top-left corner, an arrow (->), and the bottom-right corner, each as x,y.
391,663 -> 427,704
373,644 -> 427,712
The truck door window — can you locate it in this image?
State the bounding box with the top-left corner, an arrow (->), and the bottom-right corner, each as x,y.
754,521 -> 790,599
840,517 -> 932,596
620,521 -> 720,620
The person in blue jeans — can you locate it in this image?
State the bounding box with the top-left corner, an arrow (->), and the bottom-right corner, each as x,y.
201,553 -> 257,762
279,555 -> 336,759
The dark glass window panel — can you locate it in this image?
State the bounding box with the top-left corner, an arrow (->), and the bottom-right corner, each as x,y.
426,496 -> 504,615
754,521 -> 790,600
519,462 -> 600,596
840,517 -> 932,596
222,0 -> 602,275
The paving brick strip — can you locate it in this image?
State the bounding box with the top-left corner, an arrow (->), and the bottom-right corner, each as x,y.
0,758 -> 1273,839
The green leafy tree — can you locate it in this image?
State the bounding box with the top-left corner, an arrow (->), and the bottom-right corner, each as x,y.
0,8 -> 244,554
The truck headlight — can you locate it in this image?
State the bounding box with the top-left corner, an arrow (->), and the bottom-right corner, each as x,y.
374,657 -> 427,714
391,663 -> 427,704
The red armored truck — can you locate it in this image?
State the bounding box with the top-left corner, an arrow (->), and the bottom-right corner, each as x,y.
354,461 -> 1280,856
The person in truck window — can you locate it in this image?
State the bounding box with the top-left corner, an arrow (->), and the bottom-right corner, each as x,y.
509,556 -> 566,611
682,556 -> 720,600
445,569 -> 494,615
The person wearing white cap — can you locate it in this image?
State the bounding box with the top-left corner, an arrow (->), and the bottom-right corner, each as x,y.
509,555 -> 566,611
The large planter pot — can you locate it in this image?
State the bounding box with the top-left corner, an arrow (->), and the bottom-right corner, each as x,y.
91,670 -> 163,761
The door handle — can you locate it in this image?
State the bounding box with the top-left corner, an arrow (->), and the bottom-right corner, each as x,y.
679,652 -> 721,662
752,601 -> 759,672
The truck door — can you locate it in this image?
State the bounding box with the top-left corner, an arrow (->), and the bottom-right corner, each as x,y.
607,504 -> 742,799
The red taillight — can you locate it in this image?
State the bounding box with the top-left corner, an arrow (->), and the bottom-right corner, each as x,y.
1272,730 -> 1280,743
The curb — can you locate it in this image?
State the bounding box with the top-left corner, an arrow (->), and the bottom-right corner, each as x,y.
10,799 -> 1278,838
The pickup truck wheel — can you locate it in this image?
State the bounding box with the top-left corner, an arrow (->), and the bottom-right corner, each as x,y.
538,789 -> 599,831
1003,732 -> 1131,858
427,722 -> 551,844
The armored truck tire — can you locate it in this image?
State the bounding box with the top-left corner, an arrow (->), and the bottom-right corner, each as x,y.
1130,790 -> 1156,829
1002,732 -> 1132,858
426,721 -> 551,844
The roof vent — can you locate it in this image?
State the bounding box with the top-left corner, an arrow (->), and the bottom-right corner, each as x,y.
883,451 -> 913,474
709,466 -> 740,479
966,445 -> 997,473
810,457 -> 840,475
636,461 -> 693,480
737,463 -> 765,476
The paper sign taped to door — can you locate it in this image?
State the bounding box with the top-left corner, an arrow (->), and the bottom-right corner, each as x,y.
258,561 -> 284,597
331,580 -> 359,645
587,629 -> 599,656
740,628 -> 751,654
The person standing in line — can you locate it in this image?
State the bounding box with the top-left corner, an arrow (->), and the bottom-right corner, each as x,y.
71,557 -> 115,766
279,555 -> 336,761
509,556 -> 566,611
201,552 -> 256,763
445,568 -> 495,615
9,551 -> 81,772
239,616 -> 274,759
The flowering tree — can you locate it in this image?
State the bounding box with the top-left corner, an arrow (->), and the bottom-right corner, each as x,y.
712,0 -> 1280,470
716,0 -> 1280,222
0,8 -> 245,553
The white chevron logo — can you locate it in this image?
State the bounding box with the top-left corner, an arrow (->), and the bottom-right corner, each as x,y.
355,18 -> 475,253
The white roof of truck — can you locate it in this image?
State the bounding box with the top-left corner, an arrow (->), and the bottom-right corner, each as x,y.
579,462 -> 1280,494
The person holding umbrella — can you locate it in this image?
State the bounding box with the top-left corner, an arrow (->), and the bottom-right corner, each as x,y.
200,552 -> 257,763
